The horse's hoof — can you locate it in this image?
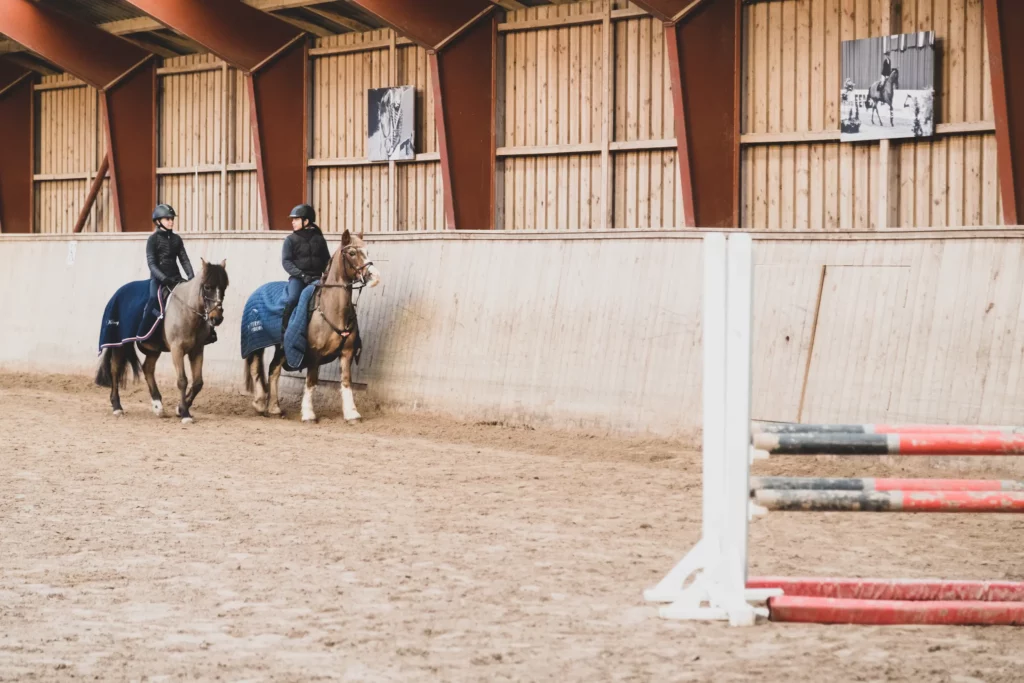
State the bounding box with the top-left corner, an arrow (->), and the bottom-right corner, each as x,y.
345,416 -> 363,424
251,400 -> 266,415
152,400 -> 164,417
181,417 -> 194,425
302,416 -> 318,424
269,409 -> 284,418
112,409 -> 124,417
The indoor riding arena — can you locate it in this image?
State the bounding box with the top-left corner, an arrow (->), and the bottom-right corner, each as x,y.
3,0 -> 1024,680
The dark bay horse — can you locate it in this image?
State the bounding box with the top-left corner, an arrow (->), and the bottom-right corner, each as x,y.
96,259 -> 229,423
244,230 -> 379,423
867,67 -> 899,127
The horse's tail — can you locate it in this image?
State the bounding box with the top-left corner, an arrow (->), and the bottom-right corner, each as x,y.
243,354 -> 255,393
123,344 -> 141,384
95,345 -> 140,388
95,348 -> 113,387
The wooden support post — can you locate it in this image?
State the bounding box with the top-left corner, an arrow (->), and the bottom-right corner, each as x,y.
220,62 -> 229,231
388,30 -> 398,232
600,0 -> 614,229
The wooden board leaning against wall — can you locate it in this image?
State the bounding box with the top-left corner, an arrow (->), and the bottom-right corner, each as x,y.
742,0 -> 1003,230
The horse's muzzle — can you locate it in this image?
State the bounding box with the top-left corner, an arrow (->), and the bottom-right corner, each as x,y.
210,314 -> 224,326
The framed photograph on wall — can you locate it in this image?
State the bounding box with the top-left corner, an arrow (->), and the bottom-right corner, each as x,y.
840,31 -> 935,142
367,85 -> 415,162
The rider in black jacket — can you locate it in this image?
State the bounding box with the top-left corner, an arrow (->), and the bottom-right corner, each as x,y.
281,203 -> 330,335
145,203 -> 193,315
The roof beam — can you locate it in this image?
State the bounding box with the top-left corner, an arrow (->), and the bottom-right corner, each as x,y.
0,0 -> 339,54
346,0 -> 495,50
0,0 -> 157,233
0,58 -> 35,233
0,0 -> 154,90
306,7 -> 373,33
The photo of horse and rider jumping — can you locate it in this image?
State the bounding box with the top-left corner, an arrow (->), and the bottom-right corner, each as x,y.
840,31 -> 936,142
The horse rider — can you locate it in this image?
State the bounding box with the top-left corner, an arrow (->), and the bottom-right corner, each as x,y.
145,203 -> 193,317
281,203 -> 330,337
881,50 -> 892,79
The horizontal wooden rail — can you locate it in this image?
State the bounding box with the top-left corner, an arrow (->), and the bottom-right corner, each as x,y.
496,139 -> 677,157
741,121 -> 997,145
307,152 -> 440,168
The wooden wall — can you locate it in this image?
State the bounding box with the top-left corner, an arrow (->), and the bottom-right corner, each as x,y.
27,0 -> 1007,234
34,74 -> 113,233
499,0 -> 685,231
741,0 -> 1004,230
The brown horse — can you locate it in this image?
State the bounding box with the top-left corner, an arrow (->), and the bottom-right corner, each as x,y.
244,230 -> 379,423
96,259 -> 229,423
867,67 -> 899,127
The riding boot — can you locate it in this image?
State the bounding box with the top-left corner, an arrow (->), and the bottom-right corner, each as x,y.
281,301 -> 297,340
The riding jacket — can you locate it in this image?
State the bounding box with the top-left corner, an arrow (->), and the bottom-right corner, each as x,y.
282,224 -> 331,284
146,228 -> 194,285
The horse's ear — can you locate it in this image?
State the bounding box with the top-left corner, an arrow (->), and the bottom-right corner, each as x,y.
342,229 -> 351,247
200,257 -> 207,268
220,259 -> 227,268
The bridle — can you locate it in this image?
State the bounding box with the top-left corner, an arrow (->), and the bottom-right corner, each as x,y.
169,279 -> 223,325
312,246 -> 373,337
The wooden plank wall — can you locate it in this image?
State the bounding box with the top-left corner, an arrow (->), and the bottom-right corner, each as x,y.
309,30 -> 444,233
500,0 -> 685,230
741,0 -> 1004,230
29,0 -> 1006,233
34,75 -> 113,233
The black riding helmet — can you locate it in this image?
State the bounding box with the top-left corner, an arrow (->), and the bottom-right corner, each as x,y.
289,203 -> 316,224
152,203 -> 177,223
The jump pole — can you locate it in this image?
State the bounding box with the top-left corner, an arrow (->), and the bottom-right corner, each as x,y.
753,423 -> 1024,435
644,233 -> 776,624
747,577 -> 1024,602
753,489 -> 1024,512
751,476 -> 1024,492
753,431 -> 1024,455
767,596 -> 1024,626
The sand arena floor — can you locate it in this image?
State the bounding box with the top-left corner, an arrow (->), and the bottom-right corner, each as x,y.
2,371 -> 1023,682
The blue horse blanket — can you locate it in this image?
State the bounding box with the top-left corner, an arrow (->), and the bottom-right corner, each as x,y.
240,281 -> 325,371
97,280 -> 165,352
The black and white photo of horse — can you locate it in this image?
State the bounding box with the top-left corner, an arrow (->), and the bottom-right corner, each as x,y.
840,31 -> 935,142
367,86 -> 415,162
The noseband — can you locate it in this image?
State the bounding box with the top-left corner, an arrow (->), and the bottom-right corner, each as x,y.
170,280 -> 222,325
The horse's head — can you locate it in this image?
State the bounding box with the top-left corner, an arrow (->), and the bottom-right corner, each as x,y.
889,67 -> 899,88
333,230 -> 380,288
198,258 -> 229,326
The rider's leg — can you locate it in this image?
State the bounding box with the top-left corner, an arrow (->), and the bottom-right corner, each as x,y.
281,276 -> 304,338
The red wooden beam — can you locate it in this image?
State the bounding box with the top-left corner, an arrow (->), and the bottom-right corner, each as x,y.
125,0 -> 307,230
633,0 -> 738,227
0,0 -> 156,233
346,0 -> 494,51
0,58 -> 35,234
348,0 -> 498,229
984,0 -> 1024,225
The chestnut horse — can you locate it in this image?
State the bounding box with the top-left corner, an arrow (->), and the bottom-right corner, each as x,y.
244,230 -> 379,423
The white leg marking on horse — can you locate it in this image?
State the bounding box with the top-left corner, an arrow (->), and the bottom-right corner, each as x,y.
113,409 -> 124,417
181,416 -> 194,425
341,386 -> 361,422
152,400 -> 164,417
301,385 -> 316,422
